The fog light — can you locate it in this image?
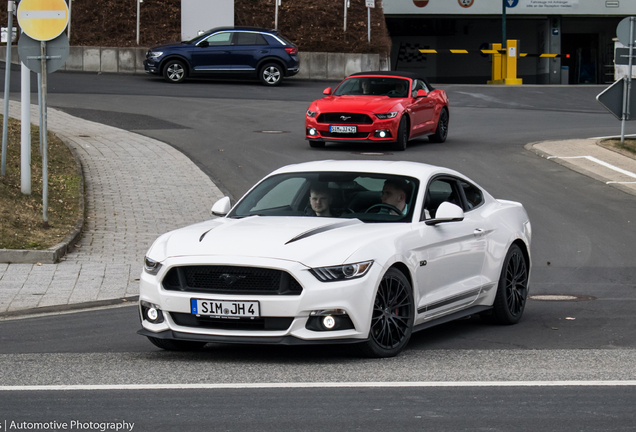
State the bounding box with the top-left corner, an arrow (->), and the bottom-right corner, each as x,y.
147,308 -> 158,321
308,128 -> 317,136
323,315 -> 336,329
379,131 -> 386,137
373,129 -> 391,138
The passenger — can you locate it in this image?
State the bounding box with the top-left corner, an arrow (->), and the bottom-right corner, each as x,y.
381,179 -> 410,215
308,182 -> 333,217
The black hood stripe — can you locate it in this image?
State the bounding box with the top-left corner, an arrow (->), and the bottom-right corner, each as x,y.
285,220 -> 361,245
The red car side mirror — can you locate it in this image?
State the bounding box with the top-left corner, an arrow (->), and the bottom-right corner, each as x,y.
323,87 -> 332,95
416,89 -> 428,98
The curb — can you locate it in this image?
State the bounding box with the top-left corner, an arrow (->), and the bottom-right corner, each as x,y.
0,135 -> 86,264
0,296 -> 139,320
524,139 -> 636,198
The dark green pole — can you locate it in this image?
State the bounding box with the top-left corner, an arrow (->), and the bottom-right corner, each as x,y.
502,0 -> 507,48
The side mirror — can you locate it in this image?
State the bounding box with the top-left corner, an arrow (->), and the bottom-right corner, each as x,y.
198,40 -> 209,48
323,87 -> 332,95
211,196 -> 231,217
425,202 -> 464,226
416,89 -> 428,98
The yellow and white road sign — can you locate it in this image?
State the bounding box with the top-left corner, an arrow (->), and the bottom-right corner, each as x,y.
17,0 -> 69,42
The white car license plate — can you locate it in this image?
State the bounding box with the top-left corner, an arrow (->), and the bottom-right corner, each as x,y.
330,125 -> 357,133
191,299 -> 260,317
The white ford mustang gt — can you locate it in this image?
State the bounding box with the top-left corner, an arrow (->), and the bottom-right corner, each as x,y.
138,160 -> 531,357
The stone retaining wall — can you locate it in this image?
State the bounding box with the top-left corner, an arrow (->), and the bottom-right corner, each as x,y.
0,46 -> 390,79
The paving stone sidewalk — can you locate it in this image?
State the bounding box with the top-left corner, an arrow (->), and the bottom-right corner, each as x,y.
1,100 -> 224,315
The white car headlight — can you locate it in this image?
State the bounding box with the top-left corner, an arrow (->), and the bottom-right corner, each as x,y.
310,260 -> 373,282
150,51 -> 163,59
375,111 -> 398,119
306,109 -> 318,117
144,256 -> 163,275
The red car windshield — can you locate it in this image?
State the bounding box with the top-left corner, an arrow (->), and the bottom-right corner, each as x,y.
334,77 -> 411,98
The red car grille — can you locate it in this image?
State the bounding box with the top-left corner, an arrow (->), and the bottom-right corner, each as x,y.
317,113 -> 373,124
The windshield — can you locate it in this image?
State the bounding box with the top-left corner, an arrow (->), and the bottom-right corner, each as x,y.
228,172 -> 419,223
333,77 -> 411,97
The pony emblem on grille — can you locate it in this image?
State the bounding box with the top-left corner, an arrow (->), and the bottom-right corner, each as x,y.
219,273 -> 247,286
340,116 -> 351,121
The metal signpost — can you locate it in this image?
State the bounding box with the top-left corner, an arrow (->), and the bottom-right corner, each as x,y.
366,0 -> 374,43
1,1 -> 15,177
275,0 -> 280,30
615,16 -> 636,143
17,0 -> 69,228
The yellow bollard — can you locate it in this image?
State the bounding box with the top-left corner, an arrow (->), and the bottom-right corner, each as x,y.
487,43 -> 503,85
503,39 -> 523,85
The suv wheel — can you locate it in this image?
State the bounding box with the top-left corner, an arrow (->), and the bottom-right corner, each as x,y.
260,63 -> 283,86
163,60 -> 187,84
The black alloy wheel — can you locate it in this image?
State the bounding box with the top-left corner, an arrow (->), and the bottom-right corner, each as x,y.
163,60 -> 187,84
359,268 -> 414,358
429,108 -> 449,143
260,63 -> 283,86
491,244 -> 528,325
393,116 -> 409,151
147,336 -> 206,351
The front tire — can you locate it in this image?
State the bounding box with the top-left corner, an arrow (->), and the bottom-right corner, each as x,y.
260,63 -> 283,86
429,108 -> 449,143
491,244 -> 529,325
358,268 -> 414,358
147,336 -> 207,351
163,60 -> 187,84
393,116 -> 409,151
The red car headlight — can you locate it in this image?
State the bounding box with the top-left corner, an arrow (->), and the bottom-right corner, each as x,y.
375,112 -> 398,119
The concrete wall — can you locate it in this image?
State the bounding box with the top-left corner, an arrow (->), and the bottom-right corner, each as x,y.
0,46 -> 390,79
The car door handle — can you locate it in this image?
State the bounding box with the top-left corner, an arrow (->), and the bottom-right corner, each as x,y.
260,50 -> 269,53
474,228 -> 485,237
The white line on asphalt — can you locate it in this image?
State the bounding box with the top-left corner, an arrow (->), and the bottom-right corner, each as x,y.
589,134 -> 636,139
2,381 -> 636,391
546,155 -> 636,180
607,181 -> 636,184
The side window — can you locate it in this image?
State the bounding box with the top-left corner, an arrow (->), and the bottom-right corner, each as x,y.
411,79 -> 428,97
422,178 -> 462,220
236,32 -> 268,46
460,180 -> 484,210
205,32 -> 232,46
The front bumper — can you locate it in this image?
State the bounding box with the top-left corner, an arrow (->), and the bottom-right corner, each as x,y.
143,59 -> 159,75
305,115 -> 399,143
138,255 -> 382,344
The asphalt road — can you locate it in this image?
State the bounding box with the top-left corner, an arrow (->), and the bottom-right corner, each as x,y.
2,67 -> 636,428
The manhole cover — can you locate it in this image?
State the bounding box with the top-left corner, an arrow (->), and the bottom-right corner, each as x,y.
529,294 -> 596,302
352,152 -> 393,156
254,130 -> 290,134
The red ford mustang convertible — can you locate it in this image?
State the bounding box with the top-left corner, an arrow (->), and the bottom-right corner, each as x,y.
305,71 -> 449,151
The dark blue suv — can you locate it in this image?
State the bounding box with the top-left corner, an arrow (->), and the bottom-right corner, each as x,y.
144,26 -> 300,86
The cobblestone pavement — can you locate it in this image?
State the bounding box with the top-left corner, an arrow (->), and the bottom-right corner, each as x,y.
1,100 -> 224,315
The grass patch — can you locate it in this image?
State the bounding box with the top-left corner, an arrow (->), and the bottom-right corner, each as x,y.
600,138 -> 636,159
0,115 -> 82,250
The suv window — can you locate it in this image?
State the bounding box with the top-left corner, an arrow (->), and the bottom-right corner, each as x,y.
460,180 -> 484,210
235,32 -> 269,46
204,32 -> 232,46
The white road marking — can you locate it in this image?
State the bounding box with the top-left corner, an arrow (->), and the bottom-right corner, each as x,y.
546,155 -> 636,181
19,11 -> 66,19
2,381 -> 636,391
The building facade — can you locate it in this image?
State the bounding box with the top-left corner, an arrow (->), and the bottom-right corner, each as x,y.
382,0 -> 634,84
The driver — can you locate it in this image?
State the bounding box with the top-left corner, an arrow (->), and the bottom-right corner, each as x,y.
381,179 -> 410,215
309,182 -> 333,217
395,81 -> 408,97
